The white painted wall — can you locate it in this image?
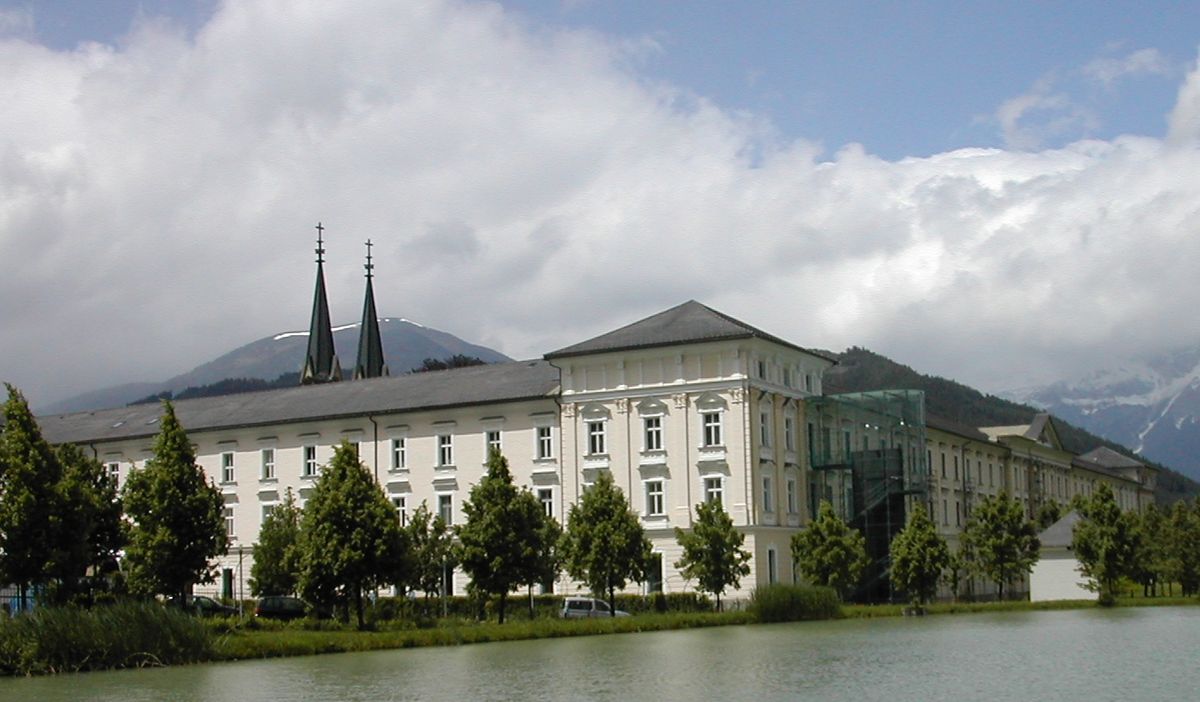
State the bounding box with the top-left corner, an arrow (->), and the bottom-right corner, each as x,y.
1030,549 -> 1096,602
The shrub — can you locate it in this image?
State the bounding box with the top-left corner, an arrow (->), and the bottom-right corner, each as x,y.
749,585 -> 841,623
0,601 -> 211,675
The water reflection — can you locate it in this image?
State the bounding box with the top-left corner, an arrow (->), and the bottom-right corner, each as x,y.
2,607 -> 1198,702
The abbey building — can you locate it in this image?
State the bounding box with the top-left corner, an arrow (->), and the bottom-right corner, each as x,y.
36,239 -> 1156,603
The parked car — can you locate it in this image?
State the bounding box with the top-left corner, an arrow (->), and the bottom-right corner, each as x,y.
255,595 -> 309,621
561,596 -> 630,618
166,595 -> 238,617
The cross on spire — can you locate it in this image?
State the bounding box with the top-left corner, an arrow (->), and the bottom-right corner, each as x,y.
315,222 -> 326,264
364,239 -> 374,279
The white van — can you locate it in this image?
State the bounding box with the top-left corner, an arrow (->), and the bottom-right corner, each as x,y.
561,596 -> 630,618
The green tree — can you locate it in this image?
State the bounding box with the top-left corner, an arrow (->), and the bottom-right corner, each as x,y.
122,401 -> 228,602
791,500 -> 869,600
674,499 -> 751,611
1165,499 -> 1200,597
943,548 -> 971,602
250,487 -> 302,597
1131,504 -> 1168,597
1072,483 -> 1139,606
52,443 -> 125,604
889,505 -> 949,607
961,491 -> 1040,600
525,502 -> 563,617
0,385 -> 66,610
1036,499 -> 1063,531
405,501 -> 458,600
560,471 -> 653,616
298,441 -> 411,629
457,450 -> 547,623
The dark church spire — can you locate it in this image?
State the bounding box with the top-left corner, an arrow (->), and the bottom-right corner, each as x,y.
301,222 -> 342,384
353,239 -> 388,380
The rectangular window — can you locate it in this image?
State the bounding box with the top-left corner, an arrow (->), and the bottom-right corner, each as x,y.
955,501 -> 961,526
942,499 -> 948,526
303,445 -> 317,477
643,416 -> 663,452
261,448 -> 275,480
767,548 -> 778,584
762,475 -> 773,513
438,494 -> 453,525
784,416 -> 796,452
953,455 -> 959,480
647,553 -> 664,594
787,477 -> 798,514
392,496 -> 407,525
760,410 -> 771,447
537,426 -> 553,459
805,373 -> 813,392
645,480 -> 665,517
538,488 -> 554,518
783,368 -> 792,387
262,504 -> 276,522
587,421 -> 606,455
702,412 -> 722,447
224,506 -> 234,537
757,360 -> 766,378
438,435 -> 453,466
391,438 -> 406,470
221,452 -> 235,483
704,477 -> 724,506
989,464 -> 994,486
486,430 -> 501,457
106,462 -> 120,487
940,453 -> 946,478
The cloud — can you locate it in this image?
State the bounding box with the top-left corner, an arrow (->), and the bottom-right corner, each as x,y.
992,75 -> 1099,150
2,1 -> 1200,409
1084,48 -> 1171,88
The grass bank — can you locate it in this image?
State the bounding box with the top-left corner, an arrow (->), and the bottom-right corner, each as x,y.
211,611 -> 752,661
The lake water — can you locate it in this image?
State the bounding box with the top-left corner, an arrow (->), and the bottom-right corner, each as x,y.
3,607 -> 1197,701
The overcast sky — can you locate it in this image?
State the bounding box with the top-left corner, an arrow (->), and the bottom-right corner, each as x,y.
3,1 -> 1200,408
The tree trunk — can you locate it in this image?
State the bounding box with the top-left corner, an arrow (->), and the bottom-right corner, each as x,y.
498,592 -> 507,624
717,592 -> 722,612
354,583 -> 365,630
609,584 -> 616,617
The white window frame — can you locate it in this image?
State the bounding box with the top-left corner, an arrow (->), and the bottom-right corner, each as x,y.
760,409 -> 772,448
261,448 -> 275,481
701,412 -> 723,447
221,452 -> 235,483
587,421 -> 607,456
391,437 -> 407,471
303,445 -> 318,477
644,479 -> 665,517
437,493 -> 453,525
392,496 -> 407,525
224,506 -> 235,537
485,430 -> 502,457
784,415 -> 796,452
536,425 -> 554,460
767,547 -> 778,584
438,434 -> 454,467
703,476 -> 724,506
786,476 -> 798,514
643,415 -> 663,452
537,488 -> 554,518
106,462 -> 120,486
762,475 -> 774,513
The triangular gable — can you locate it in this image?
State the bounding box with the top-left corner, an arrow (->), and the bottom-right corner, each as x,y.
1028,413 -> 1063,450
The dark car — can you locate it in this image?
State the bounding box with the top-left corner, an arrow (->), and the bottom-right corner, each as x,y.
167,595 -> 239,617
255,595 -> 309,621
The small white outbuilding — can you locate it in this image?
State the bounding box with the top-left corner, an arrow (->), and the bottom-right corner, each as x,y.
1030,511 -> 1096,602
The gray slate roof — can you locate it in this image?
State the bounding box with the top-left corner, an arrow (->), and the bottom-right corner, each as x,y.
545,300 -> 836,362
1039,510 -> 1083,549
926,414 -> 991,443
38,360 -> 560,446
1074,446 -> 1144,470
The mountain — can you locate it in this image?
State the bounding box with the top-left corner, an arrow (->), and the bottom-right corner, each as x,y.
40,318 -> 511,414
824,346 -> 1199,504
1007,347 -> 1200,484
